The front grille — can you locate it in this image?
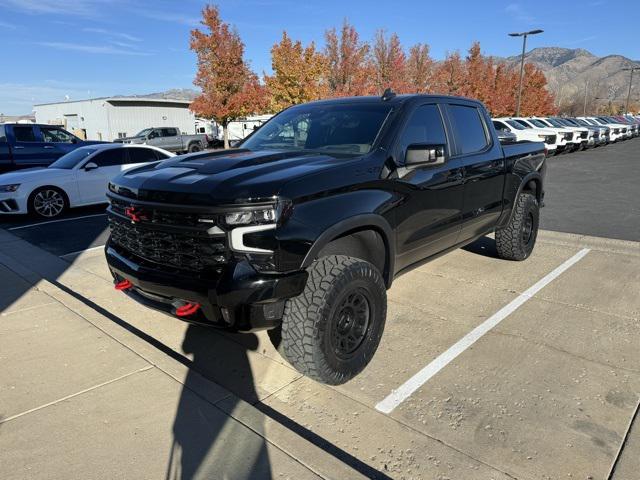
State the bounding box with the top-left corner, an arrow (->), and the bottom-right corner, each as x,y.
544,135 -> 557,144
109,217 -> 228,271
580,131 -> 588,139
564,132 -> 573,141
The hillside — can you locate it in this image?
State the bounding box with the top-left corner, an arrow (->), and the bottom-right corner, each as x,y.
501,47 -> 640,110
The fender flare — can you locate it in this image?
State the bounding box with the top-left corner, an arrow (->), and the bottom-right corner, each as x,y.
501,171 -> 543,227
301,214 -> 396,287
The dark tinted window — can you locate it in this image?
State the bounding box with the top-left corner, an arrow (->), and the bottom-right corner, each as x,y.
161,128 -> 177,137
398,104 -> 447,155
13,126 -> 37,142
492,120 -> 509,131
127,148 -> 161,164
92,148 -> 127,167
447,105 -> 488,154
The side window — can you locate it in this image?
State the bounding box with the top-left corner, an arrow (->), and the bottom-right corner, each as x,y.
92,149 -> 127,167
155,151 -> 171,160
0,125 -> 6,142
148,129 -> 160,139
13,126 -> 37,142
161,128 -> 177,137
127,148 -> 160,164
447,104 -> 489,155
41,127 -> 75,143
492,121 -> 508,131
398,104 -> 447,156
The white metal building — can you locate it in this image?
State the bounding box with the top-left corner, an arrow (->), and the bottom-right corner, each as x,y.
33,97 -> 197,141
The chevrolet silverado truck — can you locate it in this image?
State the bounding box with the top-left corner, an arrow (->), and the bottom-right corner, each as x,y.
114,127 -> 206,154
0,123 -> 105,173
105,92 -> 546,385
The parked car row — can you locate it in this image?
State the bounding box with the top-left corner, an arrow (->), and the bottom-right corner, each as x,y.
492,114 -> 640,155
0,143 -> 173,218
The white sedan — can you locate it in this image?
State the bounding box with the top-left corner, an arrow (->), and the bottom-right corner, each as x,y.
0,144 -> 173,218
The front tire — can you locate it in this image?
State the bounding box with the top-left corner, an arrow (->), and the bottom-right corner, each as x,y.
275,255 -> 387,385
495,192 -> 539,261
28,187 -> 68,219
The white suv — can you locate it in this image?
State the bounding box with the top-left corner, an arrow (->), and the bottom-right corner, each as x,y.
510,117 -> 572,154
492,118 -> 558,155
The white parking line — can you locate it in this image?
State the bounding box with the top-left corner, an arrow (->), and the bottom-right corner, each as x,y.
59,245 -> 106,259
375,248 -> 591,414
8,213 -> 107,231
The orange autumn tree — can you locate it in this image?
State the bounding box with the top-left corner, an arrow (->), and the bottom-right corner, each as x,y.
371,29 -> 409,94
324,20 -> 374,96
265,31 -> 328,111
432,51 -> 465,95
518,63 -> 557,116
190,4 -> 267,148
406,43 -> 434,93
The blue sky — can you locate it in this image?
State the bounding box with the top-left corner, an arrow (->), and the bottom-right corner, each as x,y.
0,0 -> 638,114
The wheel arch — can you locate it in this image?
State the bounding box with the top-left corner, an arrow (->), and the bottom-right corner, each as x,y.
301,214 -> 395,288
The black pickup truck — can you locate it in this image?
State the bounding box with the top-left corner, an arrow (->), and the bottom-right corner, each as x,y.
105,93 -> 546,385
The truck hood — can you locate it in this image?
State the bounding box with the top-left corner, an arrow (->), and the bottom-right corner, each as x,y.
111,149 -> 352,204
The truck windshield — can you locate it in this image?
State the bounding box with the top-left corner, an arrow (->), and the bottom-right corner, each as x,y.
506,120 -> 526,130
241,103 -> 392,156
135,128 -> 153,137
529,119 -> 548,128
49,147 -> 98,169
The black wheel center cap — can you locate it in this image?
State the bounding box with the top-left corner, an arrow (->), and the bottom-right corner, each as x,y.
332,290 -> 371,357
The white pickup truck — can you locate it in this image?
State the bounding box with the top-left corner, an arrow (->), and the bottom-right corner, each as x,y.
114,127 -> 207,154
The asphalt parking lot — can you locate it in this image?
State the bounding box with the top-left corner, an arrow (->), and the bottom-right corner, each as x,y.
1,139 -> 639,480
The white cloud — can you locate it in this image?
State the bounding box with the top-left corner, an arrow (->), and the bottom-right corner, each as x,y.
0,0 -> 116,16
0,20 -> 18,29
83,27 -> 142,42
505,3 -> 536,24
37,41 -> 153,56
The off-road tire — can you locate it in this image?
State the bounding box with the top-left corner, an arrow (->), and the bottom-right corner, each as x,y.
188,143 -> 202,153
495,192 -> 539,261
274,255 -> 387,385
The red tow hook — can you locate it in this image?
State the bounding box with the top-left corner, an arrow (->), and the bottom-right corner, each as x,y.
175,302 -> 201,317
114,279 -> 133,291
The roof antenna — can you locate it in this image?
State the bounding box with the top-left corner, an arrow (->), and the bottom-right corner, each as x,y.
381,88 -> 396,101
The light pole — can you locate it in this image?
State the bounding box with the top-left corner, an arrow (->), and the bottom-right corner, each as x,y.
622,67 -> 639,113
509,29 -> 543,116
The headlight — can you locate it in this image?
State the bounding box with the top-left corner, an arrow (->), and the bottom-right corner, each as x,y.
225,207 -> 277,226
0,184 -> 20,193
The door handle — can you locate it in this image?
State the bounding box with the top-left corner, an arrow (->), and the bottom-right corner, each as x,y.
44,146 -> 54,149
13,146 -> 24,149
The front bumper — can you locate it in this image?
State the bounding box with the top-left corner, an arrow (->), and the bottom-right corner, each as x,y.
106,240 -> 308,331
0,192 -> 28,214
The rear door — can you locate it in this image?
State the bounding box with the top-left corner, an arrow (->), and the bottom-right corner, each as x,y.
8,125 -> 53,168
77,148 -> 127,204
445,103 -> 505,242
160,128 -> 181,151
394,102 -> 466,271
0,125 -> 11,172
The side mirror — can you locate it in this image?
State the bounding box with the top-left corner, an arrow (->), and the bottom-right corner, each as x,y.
405,144 -> 446,167
84,162 -> 98,171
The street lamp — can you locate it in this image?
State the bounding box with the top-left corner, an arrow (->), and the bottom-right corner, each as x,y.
622,67 -> 640,113
509,29 -> 544,116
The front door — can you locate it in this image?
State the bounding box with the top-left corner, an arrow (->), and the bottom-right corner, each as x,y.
394,103 -> 465,273
77,148 -> 127,204
9,125 -> 55,168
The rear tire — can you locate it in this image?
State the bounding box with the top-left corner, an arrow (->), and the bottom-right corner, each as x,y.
188,143 -> 202,153
274,255 -> 387,385
28,187 -> 68,219
495,192 -> 539,261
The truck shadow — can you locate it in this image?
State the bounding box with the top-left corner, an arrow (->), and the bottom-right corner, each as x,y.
462,235 -> 499,258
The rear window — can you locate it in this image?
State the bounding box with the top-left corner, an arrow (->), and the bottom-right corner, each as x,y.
447,104 -> 489,155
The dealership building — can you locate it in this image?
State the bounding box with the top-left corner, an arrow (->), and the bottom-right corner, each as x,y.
33,97 -> 197,141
